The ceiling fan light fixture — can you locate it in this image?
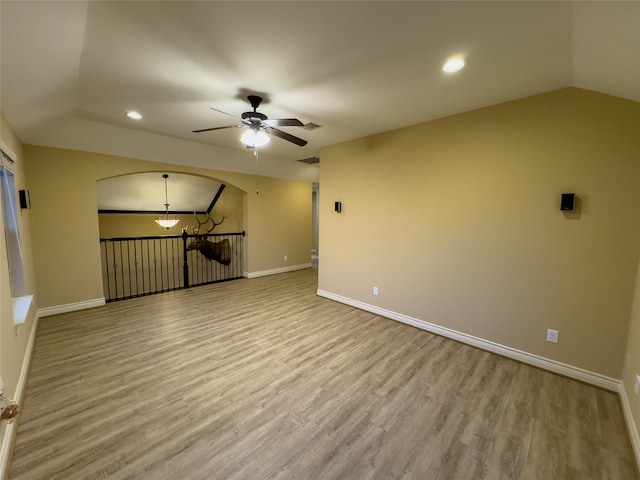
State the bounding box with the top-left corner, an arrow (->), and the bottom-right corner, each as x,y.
442,58 -> 466,73
241,129 -> 270,147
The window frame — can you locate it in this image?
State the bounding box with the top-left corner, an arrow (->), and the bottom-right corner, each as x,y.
0,148 -> 26,299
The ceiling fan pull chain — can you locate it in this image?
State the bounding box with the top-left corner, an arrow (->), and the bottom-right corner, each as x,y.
254,147 -> 260,195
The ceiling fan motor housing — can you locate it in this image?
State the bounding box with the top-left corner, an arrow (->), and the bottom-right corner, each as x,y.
243,95 -> 267,121
242,111 -> 267,121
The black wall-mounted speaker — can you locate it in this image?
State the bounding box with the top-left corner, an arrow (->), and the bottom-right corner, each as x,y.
19,189 -> 30,209
560,193 -> 575,211
334,201 -> 342,213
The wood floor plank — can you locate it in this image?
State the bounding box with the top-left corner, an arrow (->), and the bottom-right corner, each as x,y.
8,268 -> 639,479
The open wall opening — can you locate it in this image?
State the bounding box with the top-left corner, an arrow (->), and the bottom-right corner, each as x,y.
96,172 -> 245,301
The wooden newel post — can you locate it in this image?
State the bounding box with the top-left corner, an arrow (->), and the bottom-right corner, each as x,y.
181,228 -> 189,288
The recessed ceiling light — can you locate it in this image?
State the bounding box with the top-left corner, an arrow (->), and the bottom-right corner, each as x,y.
442,58 -> 467,73
126,111 -> 143,120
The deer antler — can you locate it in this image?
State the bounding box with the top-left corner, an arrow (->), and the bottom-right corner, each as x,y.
192,212 -> 226,235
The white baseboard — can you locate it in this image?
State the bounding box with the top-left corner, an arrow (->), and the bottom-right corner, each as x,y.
37,298 -> 105,318
0,313 -> 39,479
619,382 -> 640,472
317,289 -> 619,391
245,263 -> 312,279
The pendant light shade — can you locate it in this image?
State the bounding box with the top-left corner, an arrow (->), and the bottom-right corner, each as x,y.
156,217 -> 179,229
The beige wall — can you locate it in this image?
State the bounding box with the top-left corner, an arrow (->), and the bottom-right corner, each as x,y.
0,113 -> 36,400
246,176 -> 313,272
24,146 -> 312,309
318,88 -> 640,379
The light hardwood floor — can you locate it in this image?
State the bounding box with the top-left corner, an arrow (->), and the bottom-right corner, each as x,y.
8,268 -> 638,479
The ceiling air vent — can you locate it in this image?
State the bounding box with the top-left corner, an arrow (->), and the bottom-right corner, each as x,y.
297,156 -> 320,165
303,122 -> 322,131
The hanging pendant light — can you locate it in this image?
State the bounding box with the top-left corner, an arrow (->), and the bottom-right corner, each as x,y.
155,173 -> 179,230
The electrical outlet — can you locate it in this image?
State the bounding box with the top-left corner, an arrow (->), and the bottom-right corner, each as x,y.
546,329 -> 559,343
283,255 -> 287,261
635,374 -> 640,396
373,286 -> 379,296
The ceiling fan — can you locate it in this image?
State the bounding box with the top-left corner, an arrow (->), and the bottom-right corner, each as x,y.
192,95 -> 308,147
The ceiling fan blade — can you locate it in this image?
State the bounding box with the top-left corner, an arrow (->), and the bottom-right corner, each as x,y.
192,125 -> 242,133
210,107 -> 241,119
270,127 -> 308,146
264,118 -> 304,127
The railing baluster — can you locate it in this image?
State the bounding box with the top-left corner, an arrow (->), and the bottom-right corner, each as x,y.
111,241 -> 119,300
118,242 -> 125,299
126,240 -> 132,298
182,229 -> 189,289
140,239 -> 145,296
152,240 -> 158,294
103,241 -> 111,301
170,237 -> 175,289
134,240 -> 140,297
158,238 -> 163,292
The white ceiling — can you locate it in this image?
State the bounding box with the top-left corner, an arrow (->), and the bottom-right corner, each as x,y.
1,1 -> 639,191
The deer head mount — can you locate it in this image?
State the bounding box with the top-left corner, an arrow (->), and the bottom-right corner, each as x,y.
186,212 -> 231,265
